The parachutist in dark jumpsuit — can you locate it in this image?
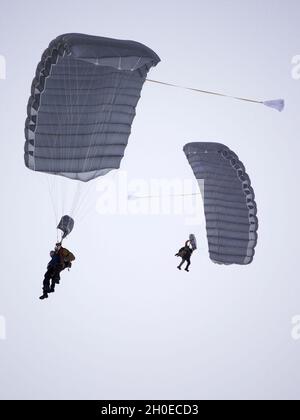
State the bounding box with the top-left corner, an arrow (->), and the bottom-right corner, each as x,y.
175,240 -> 193,272
39,243 -> 65,300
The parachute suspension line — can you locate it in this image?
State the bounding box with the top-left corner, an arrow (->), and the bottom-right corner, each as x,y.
76,200 -> 95,224
70,59 -> 100,218
69,53 -> 82,190
37,54 -> 62,232
67,57 -> 86,218
68,57 -> 107,220
59,180 -> 64,224
69,181 -> 82,218
74,62 -> 126,220
49,52 -> 89,222
47,51 -> 66,224
62,53 -> 81,219
77,58 -> 99,175
76,82 -> 117,219
76,68 -> 129,221
128,192 -> 202,200
78,64 -> 133,221
79,64 -> 105,186
76,182 -> 97,223
77,181 -> 107,224
74,181 -> 93,216
70,180 -> 94,221
39,174 -> 58,228
81,64 -> 119,177
146,79 -> 285,112
46,175 -> 59,226
131,56 -> 142,72
34,52 -> 59,231
59,54 -> 97,219
71,183 -> 94,223
61,54 -> 74,218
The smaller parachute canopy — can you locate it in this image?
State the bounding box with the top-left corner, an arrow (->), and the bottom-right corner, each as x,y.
189,234 -> 197,251
57,215 -> 75,239
184,142 -> 258,265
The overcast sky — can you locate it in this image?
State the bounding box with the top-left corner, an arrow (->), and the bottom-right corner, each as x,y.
0,0 -> 299,400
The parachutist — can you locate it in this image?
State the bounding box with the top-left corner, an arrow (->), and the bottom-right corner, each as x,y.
175,240 -> 194,272
39,242 -> 75,301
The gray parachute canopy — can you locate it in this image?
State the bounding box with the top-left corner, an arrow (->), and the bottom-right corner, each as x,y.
24,33 -> 160,182
57,215 -> 75,239
184,143 -> 258,265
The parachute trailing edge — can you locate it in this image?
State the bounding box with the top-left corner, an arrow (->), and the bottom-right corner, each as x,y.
24,33 -> 160,182
184,142 -> 258,265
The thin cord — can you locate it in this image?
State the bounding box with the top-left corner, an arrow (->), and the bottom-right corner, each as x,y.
146,79 -> 263,105
130,192 -> 202,199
